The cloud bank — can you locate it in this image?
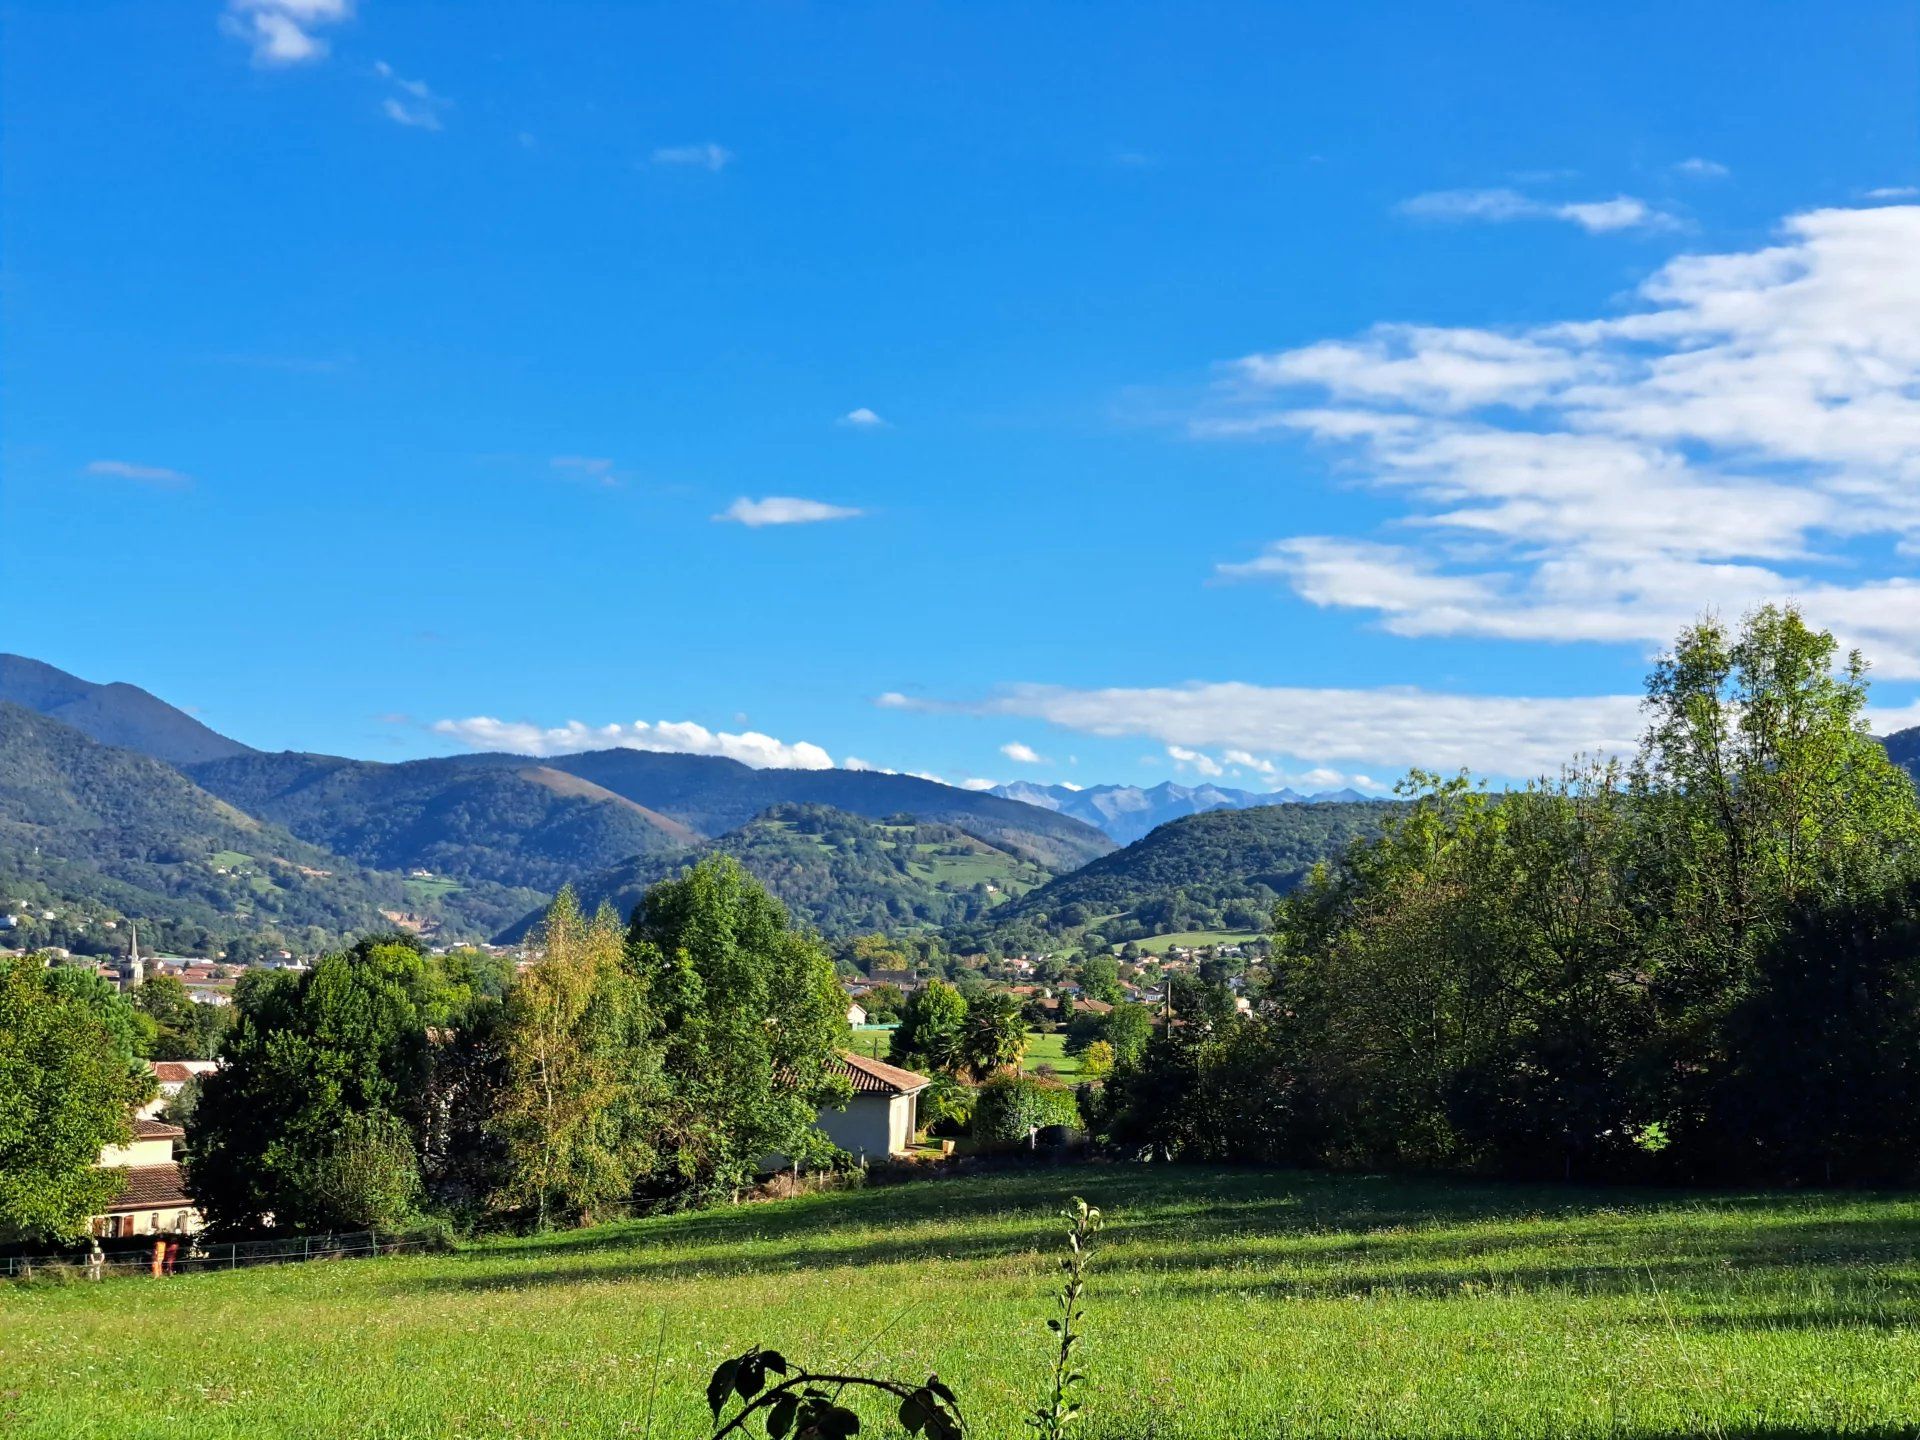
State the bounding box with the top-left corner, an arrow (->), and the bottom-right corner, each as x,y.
432,716 -> 835,769
1201,205 -> 1920,678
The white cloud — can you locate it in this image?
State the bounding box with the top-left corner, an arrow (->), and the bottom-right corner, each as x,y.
651,143 -> 732,172
958,778 -> 1001,792
1166,745 -> 1224,778
432,716 -> 834,769
85,459 -> 193,488
840,407 -> 887,428
1399,187 -> 1681,234
883,683 -> 1646,783
716,496 -> 864,527
1201,204 -> 1920,677
1673,157 -> 1731,179
374,62 -> 450,130
1866,186 -> 1918,200
222,0 -> 351,67
999,741 -> 1046,765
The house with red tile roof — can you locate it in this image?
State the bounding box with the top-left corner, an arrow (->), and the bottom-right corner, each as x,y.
91,1118 -> 202,1239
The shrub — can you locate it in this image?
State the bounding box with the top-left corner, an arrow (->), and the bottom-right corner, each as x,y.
918,1073 -> 976,1138
972,1074 -> 1080,1145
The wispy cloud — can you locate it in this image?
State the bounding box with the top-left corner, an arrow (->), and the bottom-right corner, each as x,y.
1399,187 -> 1682,233
1196,204 -> 1920,677
882,683 -> 1645,783
374,61 -> 451,130
222,0 -> 352,67
716,496 -> 864,527
85,459 -> 193,489
651,142 -> 733,172
1673,157 -> 1730,179
999,741 -> 1046,765
839,407 -> 887,428
432,715 -> 834,769
549,456 -> 621,487
1867,186 -> 1919,200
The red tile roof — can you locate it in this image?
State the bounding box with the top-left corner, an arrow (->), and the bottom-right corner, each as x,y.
833,1050 -> 931,1096
103,1163 -> 193,1213
132,1118 -> 185,1141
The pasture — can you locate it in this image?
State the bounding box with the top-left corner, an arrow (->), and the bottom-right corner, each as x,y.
4,1167 -> 1917,1439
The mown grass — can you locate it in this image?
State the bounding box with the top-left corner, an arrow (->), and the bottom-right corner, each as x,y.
5,1167 -> 1919,1439
1021,1029 -> 1085,1078
1125,928 -> 1260,955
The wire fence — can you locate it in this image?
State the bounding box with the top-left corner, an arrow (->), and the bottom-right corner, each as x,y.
1,1229 -> 442,1282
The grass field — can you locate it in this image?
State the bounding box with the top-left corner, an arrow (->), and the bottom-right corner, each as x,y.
403,875 -> 464,905
6,1167 -> 1918,1439
1020,1029 -> 1084,1078
1123,928 -> 1261,955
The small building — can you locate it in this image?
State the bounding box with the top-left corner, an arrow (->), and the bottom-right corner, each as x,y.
91,1119 -> 202,1239
138,1059 -> 220,1118
816,1051 -> 931,1162
846,1001 -> 868,1026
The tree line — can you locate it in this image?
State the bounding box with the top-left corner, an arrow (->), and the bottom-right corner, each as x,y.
1,857 -> 853,1243
1100,607 -> 1920,1186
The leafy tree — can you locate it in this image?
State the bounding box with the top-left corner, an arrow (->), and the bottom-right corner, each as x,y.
1080,1040 -> 1116,1080
961,991 -> 1027,1080
889,980 -> 969,1073
1078,954 -> 1123,1006
0,956 -> 155,1241
494,888 -> 659,1226
294,1110 -> 423,1229
1101,1003 -> 1154,1069
972,1073 -> 1080,1143
626,857 -> 848,1201
187,936 -> 443,1232
133,973 -> 228,1060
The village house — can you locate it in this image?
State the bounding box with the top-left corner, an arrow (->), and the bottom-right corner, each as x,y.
846,1001 -> 868,1026
815,1051 -> 931,1162
91,1118 -> 202,1239
138,1059 -> 220,1119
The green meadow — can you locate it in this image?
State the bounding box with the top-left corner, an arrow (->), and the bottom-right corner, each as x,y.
6,1167 -> 1918,1439
1020,1029 -> 1085,1078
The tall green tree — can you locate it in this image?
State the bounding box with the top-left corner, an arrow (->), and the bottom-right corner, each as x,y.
626,857 -> 848,1200
888,979 -> 968,1073
494,888 -> 659,1227
0,957 -> 155,1241
187,936 -> 442,1232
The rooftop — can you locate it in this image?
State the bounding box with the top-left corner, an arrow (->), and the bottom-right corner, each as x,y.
833,1050 -> 932,1096
103,1163 -> 192,1213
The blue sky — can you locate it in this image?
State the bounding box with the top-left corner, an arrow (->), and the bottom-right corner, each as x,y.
6,1 -> 1918,792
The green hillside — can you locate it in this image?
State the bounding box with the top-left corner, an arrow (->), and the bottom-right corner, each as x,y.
187,751 -> 697,894
8,1167 -> 1915,1438
966,801 -> 1394,948
522,749 -> 1115,872
504,802 -> 1053,940
0,704 -> 536,952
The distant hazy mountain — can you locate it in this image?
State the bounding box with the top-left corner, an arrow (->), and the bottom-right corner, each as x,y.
1888,726 -> 1920,786
499,802 -> 1055,942
991,779 -> 1372,844
0,654 -> 255,767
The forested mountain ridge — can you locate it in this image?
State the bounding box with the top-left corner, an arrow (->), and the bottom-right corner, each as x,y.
475,748 -> 1115,872
0,703 -> 421,954
1887,725 -> 1920,786
499,802 -> 1055,941
960,801 -> 1396,948
0,654 -> 255,767
186,750 -> 699,895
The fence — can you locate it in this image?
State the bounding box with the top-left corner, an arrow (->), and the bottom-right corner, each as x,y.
2,1228 -> 442,1282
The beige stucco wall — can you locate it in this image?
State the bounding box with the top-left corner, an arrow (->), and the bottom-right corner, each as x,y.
98,1136 -> 176,1167
765,1091 -> 920,1170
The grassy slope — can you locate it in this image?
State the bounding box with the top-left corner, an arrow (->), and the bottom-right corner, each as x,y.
1020,1029 -> 1085,1077
6,1168 -> 1918,1439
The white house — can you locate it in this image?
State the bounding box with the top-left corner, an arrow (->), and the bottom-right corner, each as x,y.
816,1051 -> 931,1162
846,1001 -> 868,1026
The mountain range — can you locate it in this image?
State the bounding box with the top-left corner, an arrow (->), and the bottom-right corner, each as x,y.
4,652 -> 1917,955
0,656 -> 1110,950
990,779 -> 1372,844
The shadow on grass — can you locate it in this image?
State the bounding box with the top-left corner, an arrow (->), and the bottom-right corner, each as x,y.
394,1165 -> 1920,1311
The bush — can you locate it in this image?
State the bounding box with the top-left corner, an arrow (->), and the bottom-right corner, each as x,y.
918,1073 -> 976,1138
972,1074 -> 1081,1145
